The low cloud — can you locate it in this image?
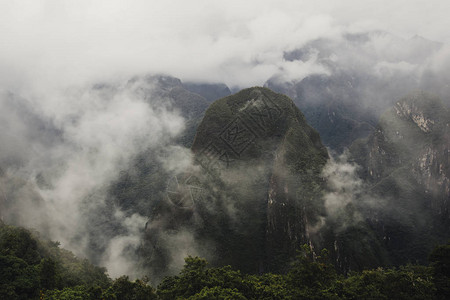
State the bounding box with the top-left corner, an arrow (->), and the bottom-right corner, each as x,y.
0,79 -> 187,279
322,153 -> 363,217
2,1 -> 450,91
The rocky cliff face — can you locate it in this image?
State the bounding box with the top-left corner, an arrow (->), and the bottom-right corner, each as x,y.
142,87 -> 328,276
363,92 -> 449,217
191,87 -> 328,272
350,91 -> 450,265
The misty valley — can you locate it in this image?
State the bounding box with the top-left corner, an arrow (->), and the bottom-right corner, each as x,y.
1,10 -> 450,300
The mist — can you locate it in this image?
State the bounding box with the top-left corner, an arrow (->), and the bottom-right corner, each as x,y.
2,1 -> 450,91
0,80 -> 189,278
1,0 -> 450,281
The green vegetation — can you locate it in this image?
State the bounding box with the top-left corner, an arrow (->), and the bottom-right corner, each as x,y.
187,87 -> 329,274
155,244 -> 447,300
0,223 -> 156,299
2,223 -> 449,299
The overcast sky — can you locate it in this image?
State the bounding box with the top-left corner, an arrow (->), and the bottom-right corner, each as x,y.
1,0 -> 449,90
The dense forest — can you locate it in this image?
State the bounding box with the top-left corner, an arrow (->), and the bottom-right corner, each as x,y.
1,222 -> 449,299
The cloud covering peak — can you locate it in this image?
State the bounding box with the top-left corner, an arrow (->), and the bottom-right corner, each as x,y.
2,0 -> 450,91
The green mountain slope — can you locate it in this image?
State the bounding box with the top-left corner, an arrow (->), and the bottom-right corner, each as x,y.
0,222 -> 111,299
143,87 -> 329,276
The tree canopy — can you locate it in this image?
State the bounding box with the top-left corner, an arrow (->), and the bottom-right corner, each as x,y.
1,223 -> 449,299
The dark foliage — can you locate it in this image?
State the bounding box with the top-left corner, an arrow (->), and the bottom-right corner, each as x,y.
1,224 -> 448,299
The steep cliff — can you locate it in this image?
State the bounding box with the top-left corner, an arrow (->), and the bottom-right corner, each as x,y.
142,87 -> 328,276
350,91 -> 450,265
192,87 -> 328,272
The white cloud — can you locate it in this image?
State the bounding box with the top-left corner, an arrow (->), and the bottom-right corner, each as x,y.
322,153 -> 363,216
0,79 -> 186,277
1,0 -> 449,90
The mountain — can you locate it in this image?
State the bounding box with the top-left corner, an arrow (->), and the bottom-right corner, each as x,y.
266,72 -> 379,152
142,87 -> 329,277
125,75 -> 214,147
3,69 -> 449,282
265,31 -> 447,153
183,82 -> 232,103
349,91 -> 450,266
86,75 -> 231,268
0,74 -> 232,278
109,75 -> 231,214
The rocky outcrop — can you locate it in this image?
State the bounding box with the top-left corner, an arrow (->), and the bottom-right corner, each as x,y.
350,91 -> 450,265
363,92 -> 449,216
189,87 -> 328,272
141,87 -> 328,277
